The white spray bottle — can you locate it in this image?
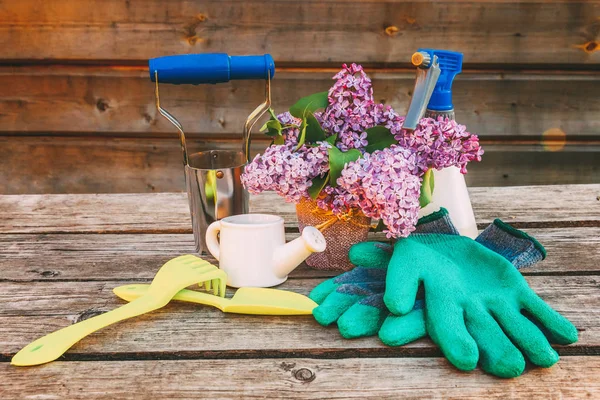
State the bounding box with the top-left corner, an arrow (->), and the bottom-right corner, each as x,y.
403,49 -> 478,238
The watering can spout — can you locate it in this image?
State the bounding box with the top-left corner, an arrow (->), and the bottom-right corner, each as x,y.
273,227 -> 327,279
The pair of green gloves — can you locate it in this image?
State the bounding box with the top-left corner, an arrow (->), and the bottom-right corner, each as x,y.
310,209 -> 578,378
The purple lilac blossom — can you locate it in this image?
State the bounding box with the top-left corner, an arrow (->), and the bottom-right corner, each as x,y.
320,63 -> 375,151
338,146 -> 422,238
241,141 -> 330,203
394,116 -> 484,174
241,63 -> 483,238
275,111 -> 303,146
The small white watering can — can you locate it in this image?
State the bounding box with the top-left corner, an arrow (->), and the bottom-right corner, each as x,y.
205,214 -> 327,288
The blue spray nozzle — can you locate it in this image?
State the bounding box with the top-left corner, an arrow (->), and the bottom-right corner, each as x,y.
417,49 -> 463,111
149,53 -> 275,85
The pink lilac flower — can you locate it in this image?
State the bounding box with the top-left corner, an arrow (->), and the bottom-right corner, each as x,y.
338,146 -> 422,238
319,63 -> 375,151
394,116 -> 484,174
274,111 -> 303,146
241,141 -> 330,203
315,186 -> 354,215
241,63 -> 483,238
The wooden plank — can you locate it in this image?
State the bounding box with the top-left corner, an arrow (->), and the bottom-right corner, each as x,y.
1,1 -> 599,64
1,136 -> 598,194
0,228 -> 598,281
1,357 -> 599,399
0,276 -> 596,356
465,148 -> 600,188
1,185 -> 599,234
2,67 -> 600,138
0,136 -> 264,194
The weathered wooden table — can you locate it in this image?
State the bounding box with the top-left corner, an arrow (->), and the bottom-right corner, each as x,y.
1,184 -> 599,398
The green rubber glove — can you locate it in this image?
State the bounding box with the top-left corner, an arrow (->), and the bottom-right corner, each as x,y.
310,209 -> 543,342
378,219 -> 547,350
310,208 -> 458,338
384,233 -> 578,378
310,248 -> 390,338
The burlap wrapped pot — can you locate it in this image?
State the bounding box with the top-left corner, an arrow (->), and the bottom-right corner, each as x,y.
296,198 -> 371,271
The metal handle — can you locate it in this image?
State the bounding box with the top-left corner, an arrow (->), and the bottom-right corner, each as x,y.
154,71 -> 189,168
152,53 -> 274,167
243,73 -> 271,162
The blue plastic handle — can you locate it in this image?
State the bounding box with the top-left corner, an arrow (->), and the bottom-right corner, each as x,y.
418,48 -> 463,111
149,53 -> 275,85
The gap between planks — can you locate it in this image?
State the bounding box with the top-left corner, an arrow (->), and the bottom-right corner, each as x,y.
1,227 -> 599,280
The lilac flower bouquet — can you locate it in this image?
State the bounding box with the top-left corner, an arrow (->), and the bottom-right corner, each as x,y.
242,64 -> 483,241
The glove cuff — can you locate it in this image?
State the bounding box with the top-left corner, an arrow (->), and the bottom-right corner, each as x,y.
415,207 -> 459,235
475,219 -> 546,269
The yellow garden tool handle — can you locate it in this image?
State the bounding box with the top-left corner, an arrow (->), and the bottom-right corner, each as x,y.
114,284 -> 318,316
114,284 -> 228,311
11,296 -> 167,366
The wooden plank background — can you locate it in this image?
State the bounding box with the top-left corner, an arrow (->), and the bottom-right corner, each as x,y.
0,0 -> 599,194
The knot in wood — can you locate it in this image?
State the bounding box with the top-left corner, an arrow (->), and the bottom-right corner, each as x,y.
96,99 -> 110,112
585,41 -> 598,52
76,308 -> 107,323
384,26 -> 399,37
293,368 -> 316,382
577,41 -> 599,54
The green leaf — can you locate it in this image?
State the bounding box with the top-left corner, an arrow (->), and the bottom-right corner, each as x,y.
304,112 -> 326,142
373,219 -> 386,232
325,134 -> 338,146
364,126 -> 398,153
419,169 -> 435,208
260,108 -> 286,140
295,119 -> 308,151
328,146 -> 362,188
273,135 -> 285,145
268,107 -> 278,120
289,91 -> 329,118
308,173 -> 330,199
261,119 -> 283,136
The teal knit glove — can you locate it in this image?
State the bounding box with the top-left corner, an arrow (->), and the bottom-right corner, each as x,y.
379,218 -> 548,350
384,233 -> 578,378
310,250 -> 389,338
310,210 -> 545,342
310,209 -> 458,338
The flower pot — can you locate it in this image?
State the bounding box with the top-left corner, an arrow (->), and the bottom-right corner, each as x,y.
295,198 -> 371,271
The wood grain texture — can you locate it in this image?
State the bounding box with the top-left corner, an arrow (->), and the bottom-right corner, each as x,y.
1,228 -> 599,282
1,1 -> 599,64
0,136 -> 264,194
2,67 -> 600,138
0,276 -> 596,356
0,187 -> 598,396
1,185 -> 598,234
1,357 -> 599,399
1,136 -> 598,194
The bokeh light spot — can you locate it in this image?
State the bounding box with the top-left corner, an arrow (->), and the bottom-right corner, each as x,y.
542,128 -> 567,152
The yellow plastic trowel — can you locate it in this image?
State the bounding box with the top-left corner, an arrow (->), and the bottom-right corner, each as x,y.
12,255 -> 228,366
113,284 -> 317,315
